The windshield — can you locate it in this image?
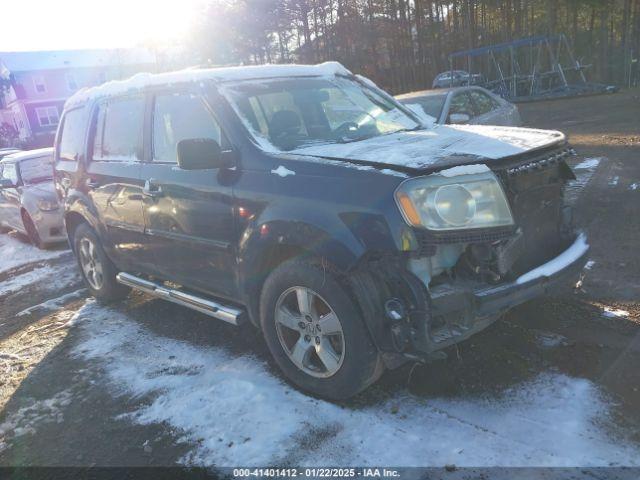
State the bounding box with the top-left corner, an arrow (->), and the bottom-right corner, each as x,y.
221,76 -> 419,152
20,155 -> 53,184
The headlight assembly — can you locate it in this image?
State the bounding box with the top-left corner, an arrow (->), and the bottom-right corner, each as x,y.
395,168 -> 514,230
36,199 -> 59,211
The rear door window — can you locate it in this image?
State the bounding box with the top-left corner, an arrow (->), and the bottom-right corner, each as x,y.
152,92 -> 226,163
449,92 -> 474,117
58,107 -> 86,162
92,96 -> 145,162
469,91 -> 500,116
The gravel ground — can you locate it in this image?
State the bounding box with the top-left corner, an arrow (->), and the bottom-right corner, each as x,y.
0,89 -> 639,469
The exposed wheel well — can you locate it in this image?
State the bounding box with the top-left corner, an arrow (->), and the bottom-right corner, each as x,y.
247,244 -> 313,327
64,212 -> 89,251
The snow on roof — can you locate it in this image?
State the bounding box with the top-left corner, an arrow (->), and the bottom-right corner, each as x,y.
65,61 -> 352,108
0,48 -> 155,73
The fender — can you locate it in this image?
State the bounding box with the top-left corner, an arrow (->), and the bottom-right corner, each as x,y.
62,188 -> 104,250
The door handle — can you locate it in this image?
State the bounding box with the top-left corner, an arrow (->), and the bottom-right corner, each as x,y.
143,179 -> 163,197
86,179 -> 101,189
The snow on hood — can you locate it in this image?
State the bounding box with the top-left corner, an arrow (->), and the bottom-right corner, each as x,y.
291,124 -> 566,171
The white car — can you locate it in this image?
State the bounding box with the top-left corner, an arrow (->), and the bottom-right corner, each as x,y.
397,86 -> 523,127
0,148 -> 66,248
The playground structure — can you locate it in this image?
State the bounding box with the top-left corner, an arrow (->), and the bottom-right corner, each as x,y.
447,34 -> 616,102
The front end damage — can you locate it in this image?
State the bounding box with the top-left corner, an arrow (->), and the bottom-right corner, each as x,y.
350,146 -> 590,366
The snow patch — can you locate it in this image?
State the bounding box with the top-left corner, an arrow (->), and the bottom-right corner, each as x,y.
270,166 -> 295,178
437,163 -> 490,177
603,307 -> 630,319
291,125 -> 564,170
609,176 -> 619,187
573,158 -> 601,170
536,331 -> 569,348
0,390 -> 72,452
70,301 -> 639,467
517,233 -> 589,284
17,289 -> 87,317
67,62 -> 352,107
629,183 -> 638,191
0,235 -> 68,275
584,260 -> 596,270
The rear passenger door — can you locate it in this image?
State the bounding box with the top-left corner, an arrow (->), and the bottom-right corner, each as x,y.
140,89 -> 238,299
86,95 -> 152,271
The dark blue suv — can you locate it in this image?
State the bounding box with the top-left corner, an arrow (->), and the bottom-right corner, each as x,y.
53,62 -> 589,399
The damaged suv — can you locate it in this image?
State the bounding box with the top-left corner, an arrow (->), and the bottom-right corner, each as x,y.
54,62 -> 589,400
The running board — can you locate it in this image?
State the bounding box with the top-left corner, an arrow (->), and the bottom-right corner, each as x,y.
116,272 -> 245,326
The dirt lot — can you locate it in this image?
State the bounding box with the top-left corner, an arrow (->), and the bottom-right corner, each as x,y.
0,89 -> 639,469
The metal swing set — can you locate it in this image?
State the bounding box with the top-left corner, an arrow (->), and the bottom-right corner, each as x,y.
448,34 -> 616,102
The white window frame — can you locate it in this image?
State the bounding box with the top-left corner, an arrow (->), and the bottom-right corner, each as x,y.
66,72 -> 78,92
32,75 -> 47,94
35,106 -> 59,127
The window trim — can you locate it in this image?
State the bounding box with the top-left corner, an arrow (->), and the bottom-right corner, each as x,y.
149,90 -> 230,165
89,95 -> 145,163
32,75 -> 47,94
35,106 -> 59,127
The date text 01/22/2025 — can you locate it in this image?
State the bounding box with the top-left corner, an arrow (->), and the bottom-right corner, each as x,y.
232,468 -> 400,477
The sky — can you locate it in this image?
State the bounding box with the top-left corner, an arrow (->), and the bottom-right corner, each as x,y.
1,0 -> 208,52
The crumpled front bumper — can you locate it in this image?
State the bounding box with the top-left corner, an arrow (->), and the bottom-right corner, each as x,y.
424,233 -> 590,352
473,232 -> 589,317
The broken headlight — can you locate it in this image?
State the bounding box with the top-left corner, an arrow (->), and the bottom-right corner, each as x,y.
395,169 -> 514,230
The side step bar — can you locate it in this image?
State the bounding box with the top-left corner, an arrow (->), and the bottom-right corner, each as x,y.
116,272 -> 246,326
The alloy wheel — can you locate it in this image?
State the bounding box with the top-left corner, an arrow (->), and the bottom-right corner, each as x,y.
78,237 -> 104,290
274,286 -> 345,378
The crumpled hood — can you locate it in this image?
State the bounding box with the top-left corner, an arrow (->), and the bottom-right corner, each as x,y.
290,124 -> 566,171
25,181 -> 57,198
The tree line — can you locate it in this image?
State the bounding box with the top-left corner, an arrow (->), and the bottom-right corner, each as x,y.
189,0 -> 640,93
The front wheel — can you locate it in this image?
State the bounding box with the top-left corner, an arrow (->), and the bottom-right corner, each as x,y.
22,211 -> 43,249
73,223 -> 129,302
260,260 -> 383,400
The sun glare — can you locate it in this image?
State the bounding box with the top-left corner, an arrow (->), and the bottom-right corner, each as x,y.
1,0 -> 206,51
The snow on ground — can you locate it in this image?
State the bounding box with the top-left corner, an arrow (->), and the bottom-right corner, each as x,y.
0,234 -> 68,275
16,289 -> 86,317
0,261 -> 79,298
0,390 -> 72,453
565,157 -> 604,205
603,307 -> 630,319
70,300 -> 639,467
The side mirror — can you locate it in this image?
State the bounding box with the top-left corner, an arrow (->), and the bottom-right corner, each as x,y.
449,113 -> 471,124
0,178 -> 15,189
176,138 -> 223,170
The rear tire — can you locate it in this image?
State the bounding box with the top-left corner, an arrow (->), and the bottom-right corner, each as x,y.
260,260 -> 383,400
73,223 -> 129,302
22,211 -> 43,249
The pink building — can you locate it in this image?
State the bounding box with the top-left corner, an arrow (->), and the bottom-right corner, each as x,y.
0,48 -> 156,147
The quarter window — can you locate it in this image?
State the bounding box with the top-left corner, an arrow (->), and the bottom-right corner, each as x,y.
35,106 -> 59,127
92,96 -> 145,162
58,107 -> 86,162
152,92 -> 225,163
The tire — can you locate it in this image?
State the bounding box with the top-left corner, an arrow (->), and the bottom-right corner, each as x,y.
73,223 -> 130,303
260,260 -> 384,400
22,211 -> 43,249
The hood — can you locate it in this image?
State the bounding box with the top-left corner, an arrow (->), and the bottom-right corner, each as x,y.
24,181 -> 56,197
290,124 -> 566,172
